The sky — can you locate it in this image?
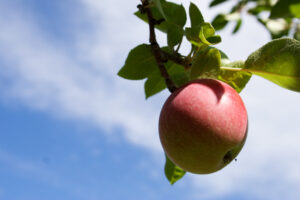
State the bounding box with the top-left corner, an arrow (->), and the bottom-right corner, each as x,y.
0,0 -> 300,200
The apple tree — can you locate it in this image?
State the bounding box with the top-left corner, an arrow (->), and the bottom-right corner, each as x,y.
118,0 -> 300,184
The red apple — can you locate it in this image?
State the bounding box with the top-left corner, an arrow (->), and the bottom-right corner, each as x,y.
159,79 -> 248,174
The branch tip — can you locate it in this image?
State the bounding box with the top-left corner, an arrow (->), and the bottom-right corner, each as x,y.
142,0 -> 178,93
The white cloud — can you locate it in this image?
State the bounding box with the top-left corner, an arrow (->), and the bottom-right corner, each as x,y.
0,0 -> 300,200
0,0 -> 163,151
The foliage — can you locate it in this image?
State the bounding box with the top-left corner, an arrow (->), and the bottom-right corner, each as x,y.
245,38 -> 300,92
118,0 -> 300,184
210,0 -> 300,40
164,154 -> 186,185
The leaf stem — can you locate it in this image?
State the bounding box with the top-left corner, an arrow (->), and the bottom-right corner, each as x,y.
175,39 -> 182,53
220,66 -> 245,72
221,66 -> 300,79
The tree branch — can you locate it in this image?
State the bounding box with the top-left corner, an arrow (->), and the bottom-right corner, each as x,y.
141,0 -> 177,93
161,50 -> 191,69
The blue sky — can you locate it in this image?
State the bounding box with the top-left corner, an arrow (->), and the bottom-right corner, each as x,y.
0,102 -> 194,200
0,0 -> 300,200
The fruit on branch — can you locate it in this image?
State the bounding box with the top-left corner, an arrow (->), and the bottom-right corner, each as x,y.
159,79 -> 248,174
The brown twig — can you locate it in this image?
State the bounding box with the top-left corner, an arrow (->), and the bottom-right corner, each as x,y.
140,0 -> 177,93
161,50 -> 191,69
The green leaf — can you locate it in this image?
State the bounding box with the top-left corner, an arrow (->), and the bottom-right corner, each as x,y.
163,1 -> 187,28
219,61 -> 252,93
185,24 -> 221,47
290,3 -> 300,18
199,23 -> 221,45
144,71 -> 166,99
186,2 -> 205,47
248,5 -> 271,15
245,38 -> 300,92
185,27 -> 201,43
144,61 -> 189,98
164,154 -> 186,185
167,24 -> 184,49
153,0 -> 168,20
135,1 -> 186,42
118,44 -> 157,80
220,50 -> 229,60
201,22 -> 215,37
168,63 -> 189,87
189,2 -> 204,28
134,9 -> 168,33
209,0 -> 228,7
211,14 -> 228,31
232,19 -> 242,34
206,35 -> 222,44
211,12 -> 241,32
270,0 -> 300,19
190,47 -> 221,80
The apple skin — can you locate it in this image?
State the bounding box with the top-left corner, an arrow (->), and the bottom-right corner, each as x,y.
159,79 -> 248,174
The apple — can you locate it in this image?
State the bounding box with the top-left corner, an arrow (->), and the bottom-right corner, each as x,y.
159,79 -> 248,174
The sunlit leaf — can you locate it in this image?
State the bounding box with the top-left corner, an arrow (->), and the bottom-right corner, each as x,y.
219,61 -> 252,93
201,22 -> 215,37
290,3 -> 300,18
199,23 -> 221,45
190,47 -> 221,80
245,38 -> 300,92
164,154 -> 186,185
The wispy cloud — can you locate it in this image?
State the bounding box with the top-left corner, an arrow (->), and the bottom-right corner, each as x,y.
0,0 -> 163,151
